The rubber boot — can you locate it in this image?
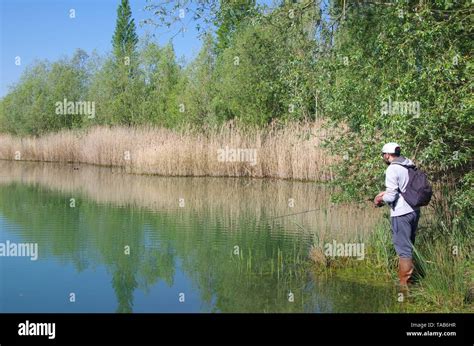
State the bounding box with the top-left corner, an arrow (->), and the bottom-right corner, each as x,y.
398,257 -> 414,286
397,258 -> 413,300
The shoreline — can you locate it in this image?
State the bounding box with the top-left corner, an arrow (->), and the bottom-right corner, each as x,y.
0,158 -> 333,184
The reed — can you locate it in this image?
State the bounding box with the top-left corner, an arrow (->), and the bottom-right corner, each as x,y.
0,121 -> 334,181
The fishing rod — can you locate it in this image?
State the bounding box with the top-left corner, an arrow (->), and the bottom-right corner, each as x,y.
268,199 -> 374,220
268,207 -> 328,220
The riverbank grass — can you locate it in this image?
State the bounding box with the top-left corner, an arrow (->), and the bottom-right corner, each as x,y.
309,218 -> 473,312
0,122 -> 334,181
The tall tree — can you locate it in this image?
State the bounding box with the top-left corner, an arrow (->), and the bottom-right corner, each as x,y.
112,0 -> 138,65
111,0 -> 141,125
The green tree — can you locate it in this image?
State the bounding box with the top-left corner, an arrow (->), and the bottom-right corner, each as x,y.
212,0 -> 319,125
182,33 -> 217,126
140,41 -> 186,127
0,50 -> 91,135
215,0 -> 257,53
111,0 -> 141,125
112,0 -> 138,67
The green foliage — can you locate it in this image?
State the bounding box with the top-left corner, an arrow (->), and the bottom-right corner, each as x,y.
112,0 -> 138,62
317,1 -> 472,225
211,0 -> 319,125
140,42 -> 186,127
215,0 -> 257,53
110,0 -> 140,125
0,50 -> 91,135
181,33 -> 218,126
452,172 -> 474,230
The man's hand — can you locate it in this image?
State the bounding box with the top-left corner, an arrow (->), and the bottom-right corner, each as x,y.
373,191 -> 385,207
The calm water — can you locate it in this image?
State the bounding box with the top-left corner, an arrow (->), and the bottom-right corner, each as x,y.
0,161 -> 397,313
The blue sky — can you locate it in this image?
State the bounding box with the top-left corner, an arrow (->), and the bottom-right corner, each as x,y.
0,0 -> 275,97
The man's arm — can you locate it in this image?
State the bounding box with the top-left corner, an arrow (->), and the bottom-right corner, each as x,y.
382,166 -> 399,204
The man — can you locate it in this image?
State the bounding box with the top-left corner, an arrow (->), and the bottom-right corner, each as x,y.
374,142 -> 420,289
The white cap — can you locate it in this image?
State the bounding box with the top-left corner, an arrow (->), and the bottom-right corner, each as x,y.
382,142 -> 401,154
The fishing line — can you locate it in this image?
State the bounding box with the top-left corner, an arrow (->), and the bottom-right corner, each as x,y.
268,200 -> 369,221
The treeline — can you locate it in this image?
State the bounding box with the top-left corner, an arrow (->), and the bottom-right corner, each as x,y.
0,0 -> 472,224
0,0 -> 321,134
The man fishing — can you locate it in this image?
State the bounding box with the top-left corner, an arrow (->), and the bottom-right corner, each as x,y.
373,142 -> 426,290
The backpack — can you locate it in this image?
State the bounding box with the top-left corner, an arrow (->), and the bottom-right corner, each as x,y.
391,162 -> 433,208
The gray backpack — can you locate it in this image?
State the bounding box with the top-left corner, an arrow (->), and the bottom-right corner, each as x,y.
391,163 -> 433,208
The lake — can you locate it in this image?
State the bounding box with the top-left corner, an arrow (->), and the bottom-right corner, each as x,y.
0,161 -> 398,313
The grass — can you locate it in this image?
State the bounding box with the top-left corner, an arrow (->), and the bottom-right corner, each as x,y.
405,224 -> 473,312
0,120 -> 335,181
308,209 -> 473,312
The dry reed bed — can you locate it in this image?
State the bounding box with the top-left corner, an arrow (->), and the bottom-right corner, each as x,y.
0,161 -> 379,241
0,121 -> 334,181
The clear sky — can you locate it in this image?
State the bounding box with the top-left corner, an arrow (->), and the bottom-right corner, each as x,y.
1,0 -> 265,97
